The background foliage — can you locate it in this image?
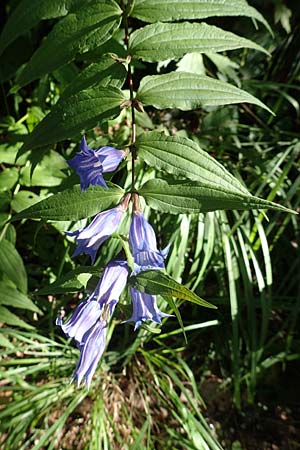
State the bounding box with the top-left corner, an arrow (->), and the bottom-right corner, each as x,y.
0,0 -> 299,449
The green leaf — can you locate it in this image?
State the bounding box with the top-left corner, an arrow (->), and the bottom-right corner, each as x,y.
16,0 -> 122,86
13,184 -> 124,221
130,270 -> 217,309
11,191 -> 41,213
131,0 -> 271,33
20,150 -> 67,187
164,295 -> 187,344
0,282 -> 42,314
60,57 -> 127,100
139,178 -> 295,215
0,0 -> 84,56
136,131 -> 250,196
37,266 -> 101,294
136,72 -> 272,113
0,168 -> 19,192
0,305 -> 33,329
19,85 -> 125,153
0,239 -> 27,294
129,22 -> 268,63
0,331 -> 13,348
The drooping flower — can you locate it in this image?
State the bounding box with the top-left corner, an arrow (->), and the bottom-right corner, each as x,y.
56,300 -> 101,344
68,136 -> 125,191
74,320 -> 107,389
129,211 -> 170,274
66,206 -> 123,263
66,194 -> 130,264
126,287 -> 171,330
57,260 -> 128,387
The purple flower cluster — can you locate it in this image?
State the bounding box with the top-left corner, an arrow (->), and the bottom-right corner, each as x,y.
58,138 -> 171,386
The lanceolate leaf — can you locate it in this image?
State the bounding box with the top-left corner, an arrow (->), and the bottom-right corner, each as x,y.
129,22 -> 268,63
60,57 -> 127,100
136,131 -> 250,196
136,72 -> 272,112
19,85 -> 125,153
131,0 -> 271,33
0,282 -> 42,314
16,0 -> 122,86
0,239 -> 27,294
130,270 -> 217,309
13,184 -> 124,221
0,0 -> 83,56
139,178 -> 295,215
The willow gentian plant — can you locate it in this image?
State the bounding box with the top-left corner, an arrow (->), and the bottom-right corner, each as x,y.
12,0 -> 294,388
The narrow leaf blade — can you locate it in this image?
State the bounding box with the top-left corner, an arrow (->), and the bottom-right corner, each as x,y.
0,239 -> 27,294
0,305 -> 33,329
0,282 -> 42,314
130,270 -> 217,309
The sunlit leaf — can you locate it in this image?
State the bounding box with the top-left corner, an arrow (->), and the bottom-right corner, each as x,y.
136,131 -> 250,195
130,270 -> 217,309
139,178 -> 295,214
137,72 -> 272,112
131,0 -> 271,33
129,22 -> 268,63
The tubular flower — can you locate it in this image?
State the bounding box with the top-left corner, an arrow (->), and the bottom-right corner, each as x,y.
74,320 -> 107,388
66,206 -> 123,263
68,136 -> 125,191
129,211 -> 170,274
57,260 -> 128,387
126,287 -> 172,330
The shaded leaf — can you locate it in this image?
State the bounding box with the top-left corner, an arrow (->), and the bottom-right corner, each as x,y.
0,282 -> 42,314
0,0 -> 84,55
139,178 -> 295,214
129,22 -> 268,63
0,305 -> 33,329
130,270 -> 216,309
37,266 -> 101,295
13,184 -> 124,221
0,239 -> 27,294
16,0 -> 122,86
136,72 -> 272,112
19,85 -> 125,154
60,57 -> 127,100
